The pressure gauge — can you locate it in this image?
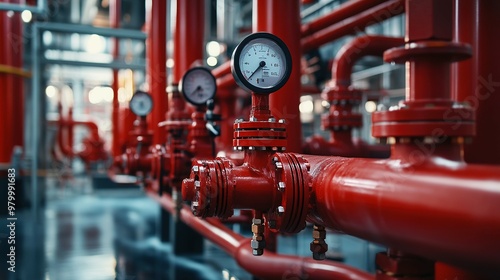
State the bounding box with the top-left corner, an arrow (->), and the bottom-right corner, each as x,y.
180,67 -> 217,106
129,91 -> 153,117
231,32 -> 292,94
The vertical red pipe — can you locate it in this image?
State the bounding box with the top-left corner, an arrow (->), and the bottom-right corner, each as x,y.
253,0 -> 302,153
110,0 -> 121,156
172,0 -> 204,83
0,3 -> 23,164
453,0 -> 500,165
148,0 -> 168,144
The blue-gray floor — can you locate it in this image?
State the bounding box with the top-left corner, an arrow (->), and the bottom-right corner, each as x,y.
0,174 -> 383,280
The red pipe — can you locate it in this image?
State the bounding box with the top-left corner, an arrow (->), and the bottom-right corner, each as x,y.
303,147 -> 500,276
301,0 -> 405,53
301,0 -> 388,37
110,0 -> 121,157
147,188 -> 373,280
452,0 -> 500,165
305,36 -> 402,158
172,0 -> 204,83
212,61 -> 231,78
332,35 -> 404,87
254,0 -> 302,153
0,6 -> 20,164
147,0 -> 168,145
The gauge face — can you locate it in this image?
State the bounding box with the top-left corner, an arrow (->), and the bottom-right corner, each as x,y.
231,32 -> 292,94
180,67 -> 217,106
129,91 -> 153,117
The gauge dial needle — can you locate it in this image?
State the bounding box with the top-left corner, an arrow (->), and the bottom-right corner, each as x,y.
190,85 -> 202,96
248,61 -> 266,80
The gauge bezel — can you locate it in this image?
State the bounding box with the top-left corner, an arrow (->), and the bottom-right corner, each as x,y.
231,32 -> 292,94
129,91 -> 153,117
179,66 -> 217,106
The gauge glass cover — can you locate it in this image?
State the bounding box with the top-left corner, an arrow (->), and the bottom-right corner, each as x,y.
180,67 -> 217,106
129,91 -> 153,117
231,33 -> 292,94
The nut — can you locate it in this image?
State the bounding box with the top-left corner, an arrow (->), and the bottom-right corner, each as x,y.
251,239 -> 266,250
275,162 -> 283,169
252,224 -> 264,234
278,181 -> 286,191
277,206 -> 285,216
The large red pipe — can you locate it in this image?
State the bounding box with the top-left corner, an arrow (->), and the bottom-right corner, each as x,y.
148,0 -> 168,144
301,0 -> 405,53
146,188 -> 373,280
172,0 -> 204,83
253,0 -> 302,153
303,149 -> 500,276
0,6 -> 22,164
453,0 -> 500,165
301,0 -> 388,36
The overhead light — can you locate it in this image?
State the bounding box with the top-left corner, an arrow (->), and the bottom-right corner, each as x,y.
21,10 -> 32,23
206,41 -> 221,57
45,85 -> 57,99
207,56 -> 218,67
85,34 -> 106,54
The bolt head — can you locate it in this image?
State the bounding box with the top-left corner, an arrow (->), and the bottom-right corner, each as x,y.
277,206 -> 285,215
278,119 -> 285,123
275,162 -> 283,169
194,181 -> 201,189
268,117 -> 276,122
192,165 -> 199,173
278,181 -> 286,191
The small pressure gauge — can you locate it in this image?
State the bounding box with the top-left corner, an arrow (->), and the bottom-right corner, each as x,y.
180,67 -> 217,106
231,32 -> 292,94
129,91 -> 153,117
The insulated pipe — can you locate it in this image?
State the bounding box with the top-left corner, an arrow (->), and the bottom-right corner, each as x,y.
303,150 -> 500,275
254,0 -> 302,153
301,0 -> 405,53
147,0 -> 168,145
147,188 -> 373,280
